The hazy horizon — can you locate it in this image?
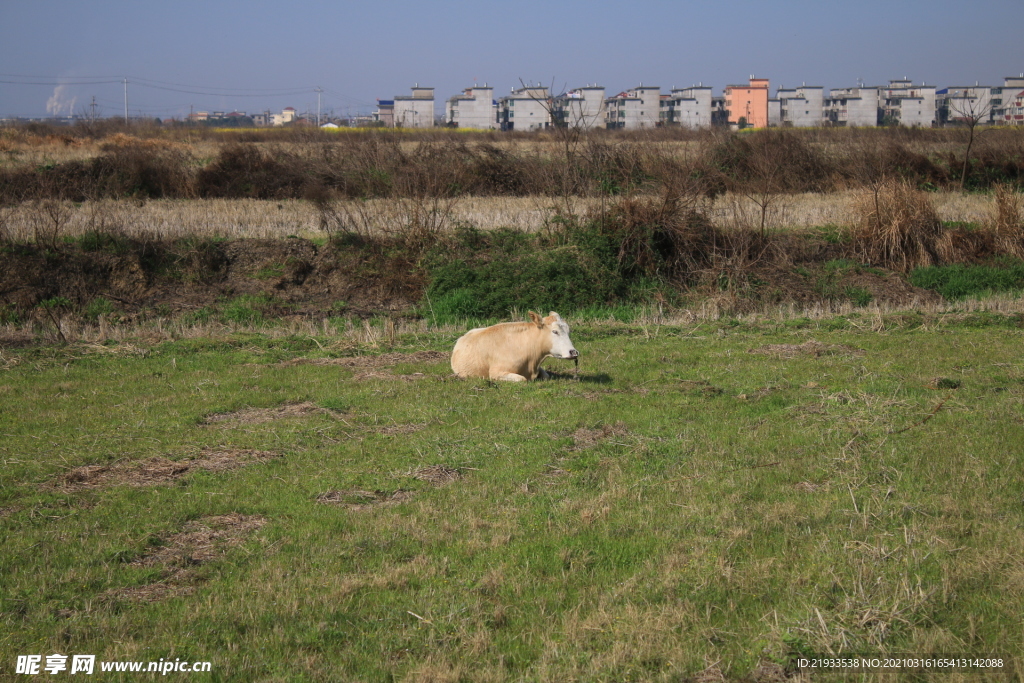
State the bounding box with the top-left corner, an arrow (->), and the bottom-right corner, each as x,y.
2,0 -> 1022,120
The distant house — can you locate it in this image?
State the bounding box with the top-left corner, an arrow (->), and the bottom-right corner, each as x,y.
770,86 -> 823,127
270,107 -> 297,126
498,86 -> 551,131
552,86 -> 605,130
373,100 -> 394,127
661,85 -> 713,128
604,84 -> 660,129
1002,89 -> 1024,125
393,86 -> 435,128
724,77 -> 769,128
823,86 -> 880,127
880,79 -> 936,127
446,85 -> 497,129
937,85 -> 998,125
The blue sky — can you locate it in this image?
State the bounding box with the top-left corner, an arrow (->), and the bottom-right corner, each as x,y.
1,0 -> 1021,119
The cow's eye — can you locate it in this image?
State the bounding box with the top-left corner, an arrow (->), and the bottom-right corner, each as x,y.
553,331 -> 560,335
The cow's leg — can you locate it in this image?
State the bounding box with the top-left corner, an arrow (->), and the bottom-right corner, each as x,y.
492,371 -> 527,382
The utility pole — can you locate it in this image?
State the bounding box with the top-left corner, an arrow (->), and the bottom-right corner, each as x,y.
315,86 -> 323,126
123,78 -> 129,125
89,96 -> 97,120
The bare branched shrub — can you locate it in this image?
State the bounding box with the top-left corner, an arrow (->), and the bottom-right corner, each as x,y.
853,179 -> 943,271
584,188 -> 725,283
29,197 -> 74,250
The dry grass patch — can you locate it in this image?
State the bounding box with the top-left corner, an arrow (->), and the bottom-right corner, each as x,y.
55,448 -> 281,491
410,465 -> 463,486
569,422 -> 630,450
748,339 -> 864,358
854,179 -> 944,271
202,401 -> 340,426
104,513 -> 267,603
316,489 -> 414,510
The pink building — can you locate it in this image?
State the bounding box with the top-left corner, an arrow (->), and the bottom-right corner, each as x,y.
724,77 -> 770,128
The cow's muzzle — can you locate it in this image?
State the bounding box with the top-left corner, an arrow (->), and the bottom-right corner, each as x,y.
568,349 -> 579,359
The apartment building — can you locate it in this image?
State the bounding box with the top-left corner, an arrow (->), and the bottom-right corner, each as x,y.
498,86 -> 550,131
937,85 -> 998,125
373,100 -> 394,127
995,75 -> 1024,124
724,77 -> 769,128
823,86 -> 880,127
446,85 -> 497,129
1002,78 -> 1024,125
660,85 -> 713,128
551,85 -> 606,130
880,79 -> 936,127
392,86 -> 435,128
604,84 -> 660,129
770,86 -> 824,127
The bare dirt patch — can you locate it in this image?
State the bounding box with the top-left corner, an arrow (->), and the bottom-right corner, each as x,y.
278,350 -> 448,369
748,340 -> 864,358
675,379 -> 725,396
55,448 -> 281,491
316,489 -> 414,510
104,513 -> 267,603
569,422 -> 630,450
202,401 -> 340,426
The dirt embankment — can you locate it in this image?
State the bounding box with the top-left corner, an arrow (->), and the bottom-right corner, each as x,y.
0,236 -> 940,323
0,237 -> 422,320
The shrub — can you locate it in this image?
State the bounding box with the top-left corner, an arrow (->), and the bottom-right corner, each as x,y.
853,179 -> 943,271
424,227 -> 621,322
569,193 -> 725,283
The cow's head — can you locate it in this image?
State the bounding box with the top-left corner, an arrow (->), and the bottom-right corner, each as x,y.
529,311 -> 579,360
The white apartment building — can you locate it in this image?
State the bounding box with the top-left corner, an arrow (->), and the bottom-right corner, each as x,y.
938,85 -> 998,125
995,75 -> 1024,124
267,107 -> 296,126
770,86 -> 824,127
660,86 -> 713,128
605,84 -> 660,129
498,86 -> 550,131
880,79 -> 936,127
552,86 -> 606,130
393,86 -> 435,128
823,86 -> 880,127
446,85 -> 497,129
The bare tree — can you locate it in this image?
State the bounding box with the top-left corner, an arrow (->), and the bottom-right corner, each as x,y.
945,93 -> 993,192
740,130 -> 788,239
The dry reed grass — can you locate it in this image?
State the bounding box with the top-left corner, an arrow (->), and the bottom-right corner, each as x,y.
990,184 -> 1024,258
853,179 -> 944,271
0,192 -> 1000,242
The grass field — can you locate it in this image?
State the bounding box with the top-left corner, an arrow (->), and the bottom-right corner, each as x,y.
2,310 -> 1023,681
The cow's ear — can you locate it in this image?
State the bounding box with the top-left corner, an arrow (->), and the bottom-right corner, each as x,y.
529,311 -> 543,327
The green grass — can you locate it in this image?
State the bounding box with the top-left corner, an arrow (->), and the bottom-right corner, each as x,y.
1,315 -> 1023,681
911,260 -> 1024,300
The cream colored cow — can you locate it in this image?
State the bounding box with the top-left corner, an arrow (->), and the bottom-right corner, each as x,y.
451,311 -> 579,382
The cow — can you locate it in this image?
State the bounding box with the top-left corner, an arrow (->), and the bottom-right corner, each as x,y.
451,311 -> 579,382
